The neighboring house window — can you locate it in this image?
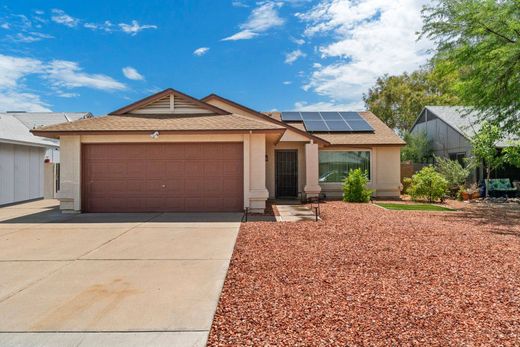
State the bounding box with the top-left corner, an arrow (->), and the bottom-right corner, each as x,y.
319,151 -> 371,183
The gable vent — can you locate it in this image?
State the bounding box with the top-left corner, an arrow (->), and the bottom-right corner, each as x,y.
131,94 -> 213,114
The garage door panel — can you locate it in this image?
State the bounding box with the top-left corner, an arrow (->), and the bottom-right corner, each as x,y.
223,160 -> 242,176
146,161 -> 167,179
184,161 -> 204,177
184,178 -> 203,197
221,143 -> 243,159
203,177 -> 223,197
165,179 -> 184,194
165,161 -> 184,176
184,144 -> 204,159
83,143 -> 243,212
204,160 -> 223,176
185,198 -> 204,211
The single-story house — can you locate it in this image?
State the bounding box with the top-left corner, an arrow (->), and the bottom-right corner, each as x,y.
0,112 -> 91,205
410,106 -> 520,182
32,88 -> 404,213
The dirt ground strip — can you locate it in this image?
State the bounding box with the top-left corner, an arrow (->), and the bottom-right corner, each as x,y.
208,202 -> 520,346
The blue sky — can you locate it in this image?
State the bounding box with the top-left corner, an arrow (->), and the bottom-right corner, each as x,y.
0,0 -> 431,115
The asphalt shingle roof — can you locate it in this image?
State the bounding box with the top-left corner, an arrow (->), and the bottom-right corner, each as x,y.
31,113 -> 286,138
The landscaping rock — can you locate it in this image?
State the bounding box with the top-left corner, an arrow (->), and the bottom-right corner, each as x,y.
208,202 -> 520,346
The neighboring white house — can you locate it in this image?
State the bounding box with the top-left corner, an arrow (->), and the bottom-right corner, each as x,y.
0,112 -> 92,206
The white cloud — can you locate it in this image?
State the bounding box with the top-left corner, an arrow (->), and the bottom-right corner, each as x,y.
232,1 -> 249,8
283,81 -> 292,85
118,20 -> 157,36
294,100 -> 364,111
193,47 -> 210,56
0,91 -> 51,112
46,60 -> 126,91
84,21 -> 114,32
8,32 -> 54,43
284,49 -> 306,64
222,1 -> 284,41
1,23 -> 10,29
56,91 -> 79,98
291,36 -> 305,45
296,0 -> 432,108
0,55 -> 48,111
51,9 -> 79,27
122,66 -> 144,80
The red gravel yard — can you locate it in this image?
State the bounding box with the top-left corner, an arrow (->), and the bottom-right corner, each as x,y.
208,202 -> 520,346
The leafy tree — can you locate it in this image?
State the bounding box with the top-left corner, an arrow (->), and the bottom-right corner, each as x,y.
342,169 -> 372,203
434,155 -> 471,191
404,166 -> 448,203
421,0 -> 520,134
363,66 -> 460,134
401,131 -> 433,162
469,121 -> 504,183
503,142 -> 520,168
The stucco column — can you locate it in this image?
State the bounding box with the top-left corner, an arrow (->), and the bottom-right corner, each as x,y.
304,142 -> 321,198
57,135 -> 81,212
248,133 -> 269,213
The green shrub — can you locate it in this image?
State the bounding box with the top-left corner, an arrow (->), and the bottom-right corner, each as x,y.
406,166 -> 448,203
342,168 -> 373,203
434,155 -> 471,196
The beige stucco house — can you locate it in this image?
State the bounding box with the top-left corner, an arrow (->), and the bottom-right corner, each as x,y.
32,88 -> 404,213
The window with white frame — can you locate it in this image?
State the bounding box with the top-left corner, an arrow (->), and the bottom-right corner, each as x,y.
319,151 -> 371,183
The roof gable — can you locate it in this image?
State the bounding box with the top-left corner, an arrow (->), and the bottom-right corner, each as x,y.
110,88 -> 230,115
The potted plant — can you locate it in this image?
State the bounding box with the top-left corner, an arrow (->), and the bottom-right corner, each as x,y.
460,184 -> 480,201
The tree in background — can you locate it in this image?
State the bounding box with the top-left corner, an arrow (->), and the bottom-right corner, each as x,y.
401,131 -> 433,163
363,66 -> 459,135
469,121 -> 504,184
421,0 -> 520,135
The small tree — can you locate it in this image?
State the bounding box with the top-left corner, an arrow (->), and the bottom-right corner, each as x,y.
469,121 -> 504,185
401,131 -> 433,163
405,166 -> 448,203
434,155 -> 471,194
342,169 -> 373,203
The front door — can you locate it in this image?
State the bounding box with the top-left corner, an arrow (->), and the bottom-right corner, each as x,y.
275,150 -> 298,198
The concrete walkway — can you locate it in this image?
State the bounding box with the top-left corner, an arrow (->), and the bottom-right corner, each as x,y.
0,200 -> 241,347
275,204 -> 319,222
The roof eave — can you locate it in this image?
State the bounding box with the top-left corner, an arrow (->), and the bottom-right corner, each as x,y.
31,128 -> 286,139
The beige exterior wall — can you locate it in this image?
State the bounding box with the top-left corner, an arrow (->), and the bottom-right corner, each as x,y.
58,133 -> 269,213
57,135 -> 81,212
319,146 -> 401,199
43,162 -> 55,199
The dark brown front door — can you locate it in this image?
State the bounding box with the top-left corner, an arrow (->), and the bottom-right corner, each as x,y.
82,143 -> 243,212
275,150 -> 298,198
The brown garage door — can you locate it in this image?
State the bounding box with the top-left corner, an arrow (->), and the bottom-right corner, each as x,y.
82,143 -> 243,212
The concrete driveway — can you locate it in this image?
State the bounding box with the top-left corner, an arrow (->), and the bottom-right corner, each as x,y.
0,200 -> 241,347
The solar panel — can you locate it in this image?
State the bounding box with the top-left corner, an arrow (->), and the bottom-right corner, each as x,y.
300,112 -> 322,121
325,120 -> 351,131
347,120 -> 373,131
281,111 -> 373,132
340,111 -> 361,120
280,112 -> 302,121
304,120 -> 329,132
320,112 -> 343,120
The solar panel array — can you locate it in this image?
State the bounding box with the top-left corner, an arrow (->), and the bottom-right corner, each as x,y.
280,111 -> 374,133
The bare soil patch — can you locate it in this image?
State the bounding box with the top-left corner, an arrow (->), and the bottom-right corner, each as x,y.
208,201 -> 520,346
